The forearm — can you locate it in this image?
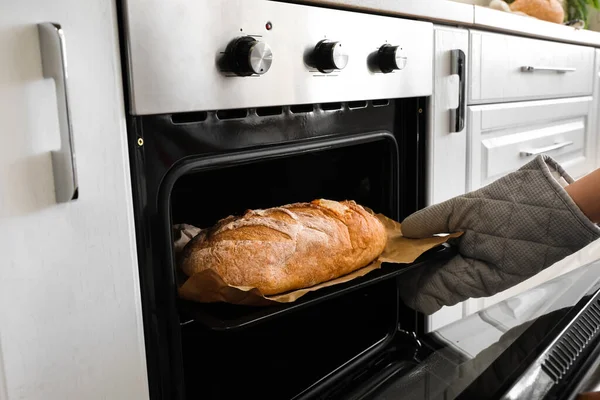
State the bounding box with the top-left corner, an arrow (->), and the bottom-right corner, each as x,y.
565,168 -> 600,224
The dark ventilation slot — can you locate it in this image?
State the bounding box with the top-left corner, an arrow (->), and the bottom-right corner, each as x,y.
216,108 -> 248,120
171,111 -> 208,124
348,101 -> 368,109
372,99 -> 390,107
256,106 -> 283,117
290,104 -> 314,114
541,300 -> 600,383
321,102 -> 343,111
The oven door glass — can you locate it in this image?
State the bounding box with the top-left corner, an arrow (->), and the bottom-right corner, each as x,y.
352,257 -> 600,400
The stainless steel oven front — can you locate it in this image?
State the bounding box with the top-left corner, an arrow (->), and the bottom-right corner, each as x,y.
119,1 -> 437,399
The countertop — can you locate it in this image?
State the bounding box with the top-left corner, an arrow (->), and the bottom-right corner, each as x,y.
292,0 -> 600,47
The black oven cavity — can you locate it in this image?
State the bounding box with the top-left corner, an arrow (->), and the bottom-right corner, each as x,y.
126,98 -> 446,399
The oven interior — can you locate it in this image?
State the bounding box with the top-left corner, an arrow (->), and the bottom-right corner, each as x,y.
167,135 -> 418,399
126,96 -> 442,399
170,139 -> 396,231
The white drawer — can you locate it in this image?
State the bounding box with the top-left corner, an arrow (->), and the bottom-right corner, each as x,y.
469,30 -> 595,104
468,97 -> 596,190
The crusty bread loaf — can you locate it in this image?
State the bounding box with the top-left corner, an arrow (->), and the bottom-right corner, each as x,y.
179,199 -> 387,296
510,0 -> 564,23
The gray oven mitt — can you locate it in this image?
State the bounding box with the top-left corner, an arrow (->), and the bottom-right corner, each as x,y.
399,155 -> 600,315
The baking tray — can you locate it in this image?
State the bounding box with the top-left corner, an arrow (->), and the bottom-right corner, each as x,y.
178,243 -> 454,331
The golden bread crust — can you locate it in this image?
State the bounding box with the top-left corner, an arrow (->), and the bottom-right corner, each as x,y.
179,199 -> 387,295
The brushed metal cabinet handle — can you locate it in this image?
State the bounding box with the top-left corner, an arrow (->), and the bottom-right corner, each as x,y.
521,66 -> 577,73
520,141 -> 574,157
38,22 -> 78,203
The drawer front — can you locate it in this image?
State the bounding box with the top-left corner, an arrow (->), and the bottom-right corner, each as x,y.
468,97 -> 595,190
469,31 -> 595,104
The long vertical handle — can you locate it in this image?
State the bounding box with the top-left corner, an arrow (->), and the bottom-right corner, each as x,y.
38,22 -> 78,203
449,49 -> 466,133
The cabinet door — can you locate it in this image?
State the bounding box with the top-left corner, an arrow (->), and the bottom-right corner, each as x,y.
0,1 -> 149,399
425,26 -> 469,333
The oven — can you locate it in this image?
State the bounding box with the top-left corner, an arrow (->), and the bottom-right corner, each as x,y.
118,0 -> 445,398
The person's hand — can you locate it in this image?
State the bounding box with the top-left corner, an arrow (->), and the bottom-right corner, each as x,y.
399,155 -> 600,315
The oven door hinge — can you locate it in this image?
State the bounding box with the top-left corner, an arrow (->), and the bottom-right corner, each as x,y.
395,328 -> 423,362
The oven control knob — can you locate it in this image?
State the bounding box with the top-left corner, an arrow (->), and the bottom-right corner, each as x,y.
313,40 -> 348,73
377,44 -> 407,73
225,36 -> 273,76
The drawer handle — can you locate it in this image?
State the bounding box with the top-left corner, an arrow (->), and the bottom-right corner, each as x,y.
521,66 -> 576,73
520,141 -> 574,157
38,22 -> 79,203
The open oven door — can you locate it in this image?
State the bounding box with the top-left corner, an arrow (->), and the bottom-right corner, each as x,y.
336,250 -> 600,400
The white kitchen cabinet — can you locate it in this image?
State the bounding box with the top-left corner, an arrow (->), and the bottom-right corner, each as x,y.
464,96 -> 597,312
427,26 -> 469,206
467,96 -> 596,191
595,49 -> 600,169
426,26 -> 469,332
457,29 -> 600,321
0,1 -> 149,399
469,30 -> 595,105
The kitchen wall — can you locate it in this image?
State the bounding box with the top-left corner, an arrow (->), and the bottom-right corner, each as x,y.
448,0 -> 600,31
589,9 -> 600,31
451,0 -> 487,5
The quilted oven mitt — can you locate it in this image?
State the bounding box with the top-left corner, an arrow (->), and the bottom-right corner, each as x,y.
399,155 -> 600,315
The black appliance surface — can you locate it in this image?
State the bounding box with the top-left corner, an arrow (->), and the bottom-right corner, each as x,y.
349,260 -> 600,400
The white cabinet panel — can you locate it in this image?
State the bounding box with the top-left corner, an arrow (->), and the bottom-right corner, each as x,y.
469,30 -> 595,104
427,26 -> 469,206
483,120 -> 586,178
595,49 -> 600,169
0,1 -> 148,399
425,26 -> 469,333
427,303 -> 464,332
467,96 -> 598,314
468,97 -> 596,191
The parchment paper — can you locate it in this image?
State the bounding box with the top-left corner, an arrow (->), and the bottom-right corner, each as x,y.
174,213 -> 462,306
